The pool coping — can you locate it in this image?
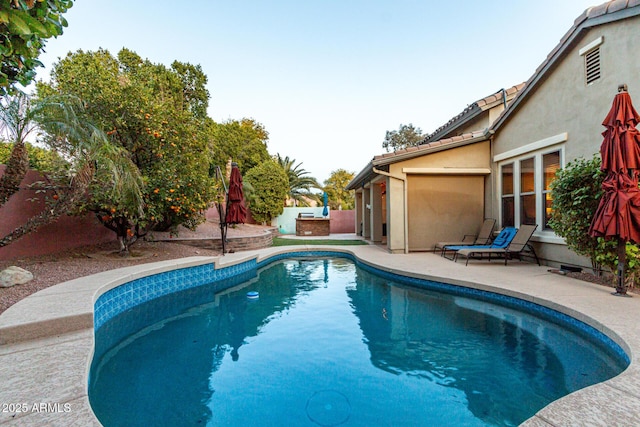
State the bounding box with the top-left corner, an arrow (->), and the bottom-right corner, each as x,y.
1,244 -> 639,426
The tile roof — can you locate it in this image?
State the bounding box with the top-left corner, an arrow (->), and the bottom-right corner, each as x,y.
348,0 -> 640,191
373,129 -> 488,166
491,0 -> 640,131
348,83 -> 523,189
347,130 -> 489,190
422,83 -> 524,144
347,83 -> 525,190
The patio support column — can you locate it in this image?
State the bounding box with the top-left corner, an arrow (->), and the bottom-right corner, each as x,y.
371,183 -> 383,243
355,191 -> 363,236
363,187 -> 371,239
373,168 -> 408,254
387,176 -> 406,253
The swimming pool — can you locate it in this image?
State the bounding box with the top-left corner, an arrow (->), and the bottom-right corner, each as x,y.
89,256 -> 628,426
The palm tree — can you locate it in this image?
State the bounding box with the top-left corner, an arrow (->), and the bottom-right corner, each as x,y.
0,92 -> 91,205
276,154 -> 321,207
0,93 -> 144,250
0,92 -> 38,206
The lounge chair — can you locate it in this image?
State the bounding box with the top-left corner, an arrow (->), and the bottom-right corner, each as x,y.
455,224 -> 540,266
434,218 -> 496,256
441,226 -> 517,260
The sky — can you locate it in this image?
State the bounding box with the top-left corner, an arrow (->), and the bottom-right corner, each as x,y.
34,0 -> 601,184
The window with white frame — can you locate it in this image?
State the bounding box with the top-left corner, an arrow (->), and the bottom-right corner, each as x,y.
542,151 -> 561,229
501,163 -> 514,227
499,148 -> 563,231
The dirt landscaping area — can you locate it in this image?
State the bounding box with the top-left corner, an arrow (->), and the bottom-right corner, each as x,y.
0,221 -> 272,315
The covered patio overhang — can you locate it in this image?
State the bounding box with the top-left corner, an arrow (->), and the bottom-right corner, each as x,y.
347,130 -> 492,253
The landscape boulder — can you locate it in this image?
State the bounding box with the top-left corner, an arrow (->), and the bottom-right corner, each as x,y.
0,266 -> 34,288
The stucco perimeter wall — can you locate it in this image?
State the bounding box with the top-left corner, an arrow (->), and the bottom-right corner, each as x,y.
329,210 -> 355,234
273,207 -> 327,234
0,167 -> 114,261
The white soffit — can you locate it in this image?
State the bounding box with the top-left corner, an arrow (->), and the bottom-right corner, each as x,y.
402,167 -> 491,175
493,132 -> 568,162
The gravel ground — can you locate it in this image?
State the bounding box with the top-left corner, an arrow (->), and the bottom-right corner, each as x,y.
0,240 -> 220,315
0,221 -> 271,315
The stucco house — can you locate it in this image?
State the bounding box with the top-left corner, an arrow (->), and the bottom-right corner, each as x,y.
348,0 -> 640,268
347,85 -> 523,254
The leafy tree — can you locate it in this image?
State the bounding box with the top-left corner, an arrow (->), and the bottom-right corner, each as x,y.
171,61 -> 210,120
244,159 -> 289,224
276,154 -> 321,206
0,0 -> 73,95
0,141 -> 67,172
382,123 -> 423,152
210,118 -> 270,174
38,48 -> 214,253
324,169 -> 355,210
0,95 -> 143,249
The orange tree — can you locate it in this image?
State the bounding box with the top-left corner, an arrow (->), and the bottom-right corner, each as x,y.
37,48 -> 214,253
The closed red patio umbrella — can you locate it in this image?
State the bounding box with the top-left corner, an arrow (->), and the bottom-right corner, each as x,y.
589,85 -> 640,295
226,162 -> 247,225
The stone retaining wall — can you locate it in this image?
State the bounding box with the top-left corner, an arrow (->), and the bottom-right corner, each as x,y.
162,228 -> 274,252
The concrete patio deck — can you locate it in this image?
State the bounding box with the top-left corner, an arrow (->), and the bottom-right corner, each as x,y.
1,243 -> 639,426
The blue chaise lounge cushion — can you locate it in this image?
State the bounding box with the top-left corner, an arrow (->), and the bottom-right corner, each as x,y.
443,227 -> 517,252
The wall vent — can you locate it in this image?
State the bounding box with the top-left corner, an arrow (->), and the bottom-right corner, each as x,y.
585,47 -> 601,85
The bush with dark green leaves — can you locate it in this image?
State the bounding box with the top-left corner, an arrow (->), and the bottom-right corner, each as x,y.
549,155 -> 640,280
548,156 -> 604,269
244,159 -> 289,224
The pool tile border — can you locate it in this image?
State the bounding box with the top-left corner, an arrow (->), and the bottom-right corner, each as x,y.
94,249 -> 629,369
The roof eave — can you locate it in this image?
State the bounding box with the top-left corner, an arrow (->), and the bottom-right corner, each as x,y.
373,131 -> 490,168
346,161 -> 375,190
491,4 -> 640,132
423,104 -> 482,143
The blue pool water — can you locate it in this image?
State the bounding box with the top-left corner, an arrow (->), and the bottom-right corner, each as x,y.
89,257 -> 628,426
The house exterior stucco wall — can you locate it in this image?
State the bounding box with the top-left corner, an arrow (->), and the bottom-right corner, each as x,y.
493,17 -> 640,161
407,175 -> 484,252
490,16 -> 640,268
382,141 -> 490,253
389,140 -> 490,173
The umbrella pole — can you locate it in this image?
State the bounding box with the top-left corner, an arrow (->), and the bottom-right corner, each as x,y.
214,166 -> 229,255
215,199 -> 226,255
615,239 -> 628,296
223,195 -> 231,254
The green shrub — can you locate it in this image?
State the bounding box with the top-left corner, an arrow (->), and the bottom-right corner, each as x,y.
548,156 -> 603,269
244,159 -> 289,224
549,155 -> 640,283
